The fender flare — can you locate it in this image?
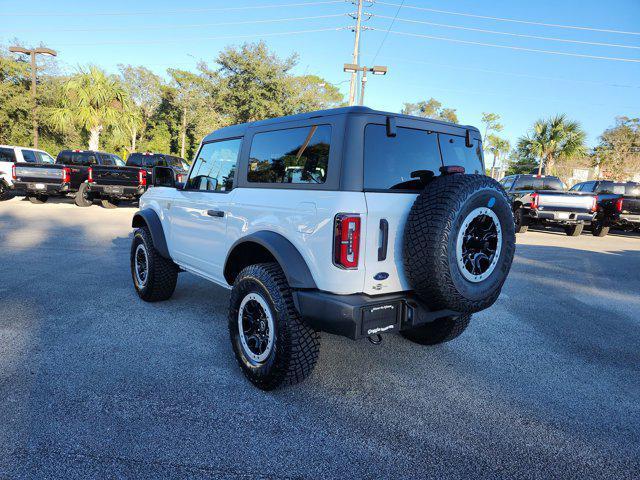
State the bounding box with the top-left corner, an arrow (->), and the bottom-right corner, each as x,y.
225,231 -> 317,289
131,209 -> 170,259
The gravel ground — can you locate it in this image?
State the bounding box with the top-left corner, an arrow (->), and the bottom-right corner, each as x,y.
1,196 -> 639,479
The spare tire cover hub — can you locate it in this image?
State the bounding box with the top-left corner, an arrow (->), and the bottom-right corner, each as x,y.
455,207 -> 502,283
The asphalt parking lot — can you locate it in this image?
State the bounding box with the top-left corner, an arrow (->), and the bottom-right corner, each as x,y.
1,197 -> 639,479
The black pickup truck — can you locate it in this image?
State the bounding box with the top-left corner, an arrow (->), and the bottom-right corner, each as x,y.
570,180 -> 640,236
87,152 -> 189,208
12,149 -> 124,205
500,174 -> 597,236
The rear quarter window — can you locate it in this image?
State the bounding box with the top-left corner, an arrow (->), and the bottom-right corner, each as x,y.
0,148 -> 16,162
364,124 -> 442,191
439,134 -> 483,174
21,149 -> 37,163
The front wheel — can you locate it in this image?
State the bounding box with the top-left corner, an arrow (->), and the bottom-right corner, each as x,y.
514,208 -> 529,234
591,220 -> 610,237
75,183 -> 93,207
131,227 -> 178,302
28,194 -> 48,204
401,315 -> 471,345
229,263 -> 320,390
564,223 -> 584,237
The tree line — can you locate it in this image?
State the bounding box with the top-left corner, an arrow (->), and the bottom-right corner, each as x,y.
1,40 -> 638,181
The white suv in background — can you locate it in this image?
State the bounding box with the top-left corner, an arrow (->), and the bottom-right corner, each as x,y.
129,106 -> 516,390
0,145 -> 56,200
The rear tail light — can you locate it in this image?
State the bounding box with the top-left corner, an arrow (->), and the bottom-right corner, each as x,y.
63,167 -> 71,183
87,167 -> 94,183
139,169 -> 147,186
591,195 -> 599,212
530,193 -> 540,209
333,214 -> 361,269
12,164 -> 17,180
615,197 -> 624,212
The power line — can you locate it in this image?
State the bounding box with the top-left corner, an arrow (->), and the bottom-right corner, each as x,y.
374,28 -> 640,63
10,14 -> 346,33
52,27 -> 341,47
376,1 -> 640,36
371,0 -> 405,64
376,15 -> 640,50
0,0 -> 343,17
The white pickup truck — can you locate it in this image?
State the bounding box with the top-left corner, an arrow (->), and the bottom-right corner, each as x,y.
129,107 -> 516,390
0,145 -> 56,200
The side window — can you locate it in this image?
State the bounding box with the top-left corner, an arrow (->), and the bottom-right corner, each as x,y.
364,124 -> 442,191
21,149 -> 37,163
581,181 -> 596,192
187,138 -> 241,192
248,125 -> 331,184
0,148 -> 16,162
569,183 -> 582,191
36,151 -> 55,164
439,134 -> 483,174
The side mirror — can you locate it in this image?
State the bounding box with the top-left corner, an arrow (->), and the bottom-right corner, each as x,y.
153,166 -> 176,188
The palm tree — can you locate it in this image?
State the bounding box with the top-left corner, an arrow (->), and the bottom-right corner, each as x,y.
486,134 -> 510,178
49,66 -> 130,150
517,114 -> 586,176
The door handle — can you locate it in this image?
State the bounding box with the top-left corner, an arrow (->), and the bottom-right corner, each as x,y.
207,210 -> 225,218
378,219 -> 389,261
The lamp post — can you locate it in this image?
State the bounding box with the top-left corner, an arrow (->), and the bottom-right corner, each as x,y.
343,64 -> 388,106
9,46 -> 57,149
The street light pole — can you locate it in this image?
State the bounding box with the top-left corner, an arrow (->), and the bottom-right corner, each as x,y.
344,64 -> 388,106
9,46 -> 57,149
359,68 -> 367,107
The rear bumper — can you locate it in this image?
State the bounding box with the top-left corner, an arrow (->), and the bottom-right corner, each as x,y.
529,209 -> 594,223
292,290 -> 460,340
88,184 -> 145,199
618,213 -> 640,225
13,181 -> 69,194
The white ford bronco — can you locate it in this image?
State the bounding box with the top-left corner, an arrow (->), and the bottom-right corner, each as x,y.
130,106 -> 515,390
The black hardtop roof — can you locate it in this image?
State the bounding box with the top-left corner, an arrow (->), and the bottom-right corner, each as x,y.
203,106 -> 480,142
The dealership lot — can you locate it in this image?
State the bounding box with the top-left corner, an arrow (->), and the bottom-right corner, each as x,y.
0,197 -> 639,479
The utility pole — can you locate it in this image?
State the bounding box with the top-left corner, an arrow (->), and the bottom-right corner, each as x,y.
348,0 -> 364,106
9,46 -> 57,149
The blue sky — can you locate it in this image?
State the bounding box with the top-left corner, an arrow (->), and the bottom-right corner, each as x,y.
1,0 -> 639,150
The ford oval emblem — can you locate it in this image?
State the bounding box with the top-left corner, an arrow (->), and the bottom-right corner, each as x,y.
374,272 -> 389,281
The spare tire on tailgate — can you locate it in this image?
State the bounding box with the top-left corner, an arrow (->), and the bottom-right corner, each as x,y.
403,174 -> 515,314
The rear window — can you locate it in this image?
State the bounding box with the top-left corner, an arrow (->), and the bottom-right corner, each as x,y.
439,134 -> 483,174
514,176 -> 543,191
543,178 -> 564,191
0,148 -> 16,162
248,125 -> 330,184
21,150 -> 37,163
364,124 -> 442,191
58,151 -> 97,166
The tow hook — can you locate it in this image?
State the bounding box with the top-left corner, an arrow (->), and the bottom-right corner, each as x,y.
368,334 -> 383,345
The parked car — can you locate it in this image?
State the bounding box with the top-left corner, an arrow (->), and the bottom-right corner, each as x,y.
0,145 -> 55,200
12,149 -> 123,204
129,106 -> 516,390
570,180 -> 640,236
500,174 -> 597,236
87,152 -> 189,208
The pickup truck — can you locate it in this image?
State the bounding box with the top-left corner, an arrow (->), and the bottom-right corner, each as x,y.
0,145 -> 56,200
12,149 -> 124,205
500,174 -> 597,236
570,180 -> 640,236
87,152 -> 189,208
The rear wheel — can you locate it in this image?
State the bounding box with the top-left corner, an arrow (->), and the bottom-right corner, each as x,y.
229,263 -> 320,390
514,208 -> 529,233
131,227 -> 178,302
28,194 -> 48,204
0,181 -> 12,201
401,315 -> 471,345
564,223 -> 584,236
101,198 -> 120,209
591,220 -> 610,237
74,183 -> 93,207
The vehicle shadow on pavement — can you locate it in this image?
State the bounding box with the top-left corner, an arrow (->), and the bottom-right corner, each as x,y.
1,208 -> 639,479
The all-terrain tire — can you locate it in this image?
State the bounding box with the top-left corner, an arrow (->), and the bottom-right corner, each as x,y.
229,263 -> 320,390
401,315 -> 472,346
0,181 -> 13,201
514,208 -> 529,234
75,183 -> 93,207
564,223 -> 584,236
404,174 -> 515,314
131,227 -> 178,302
591,221 -> 610,237
101,198 -> 120,209
28,194 -> 48,204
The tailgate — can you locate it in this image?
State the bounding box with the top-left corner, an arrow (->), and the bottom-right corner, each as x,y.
93,166 -> 140,186
537,191 -> 594,211
14,164 -> 64,182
